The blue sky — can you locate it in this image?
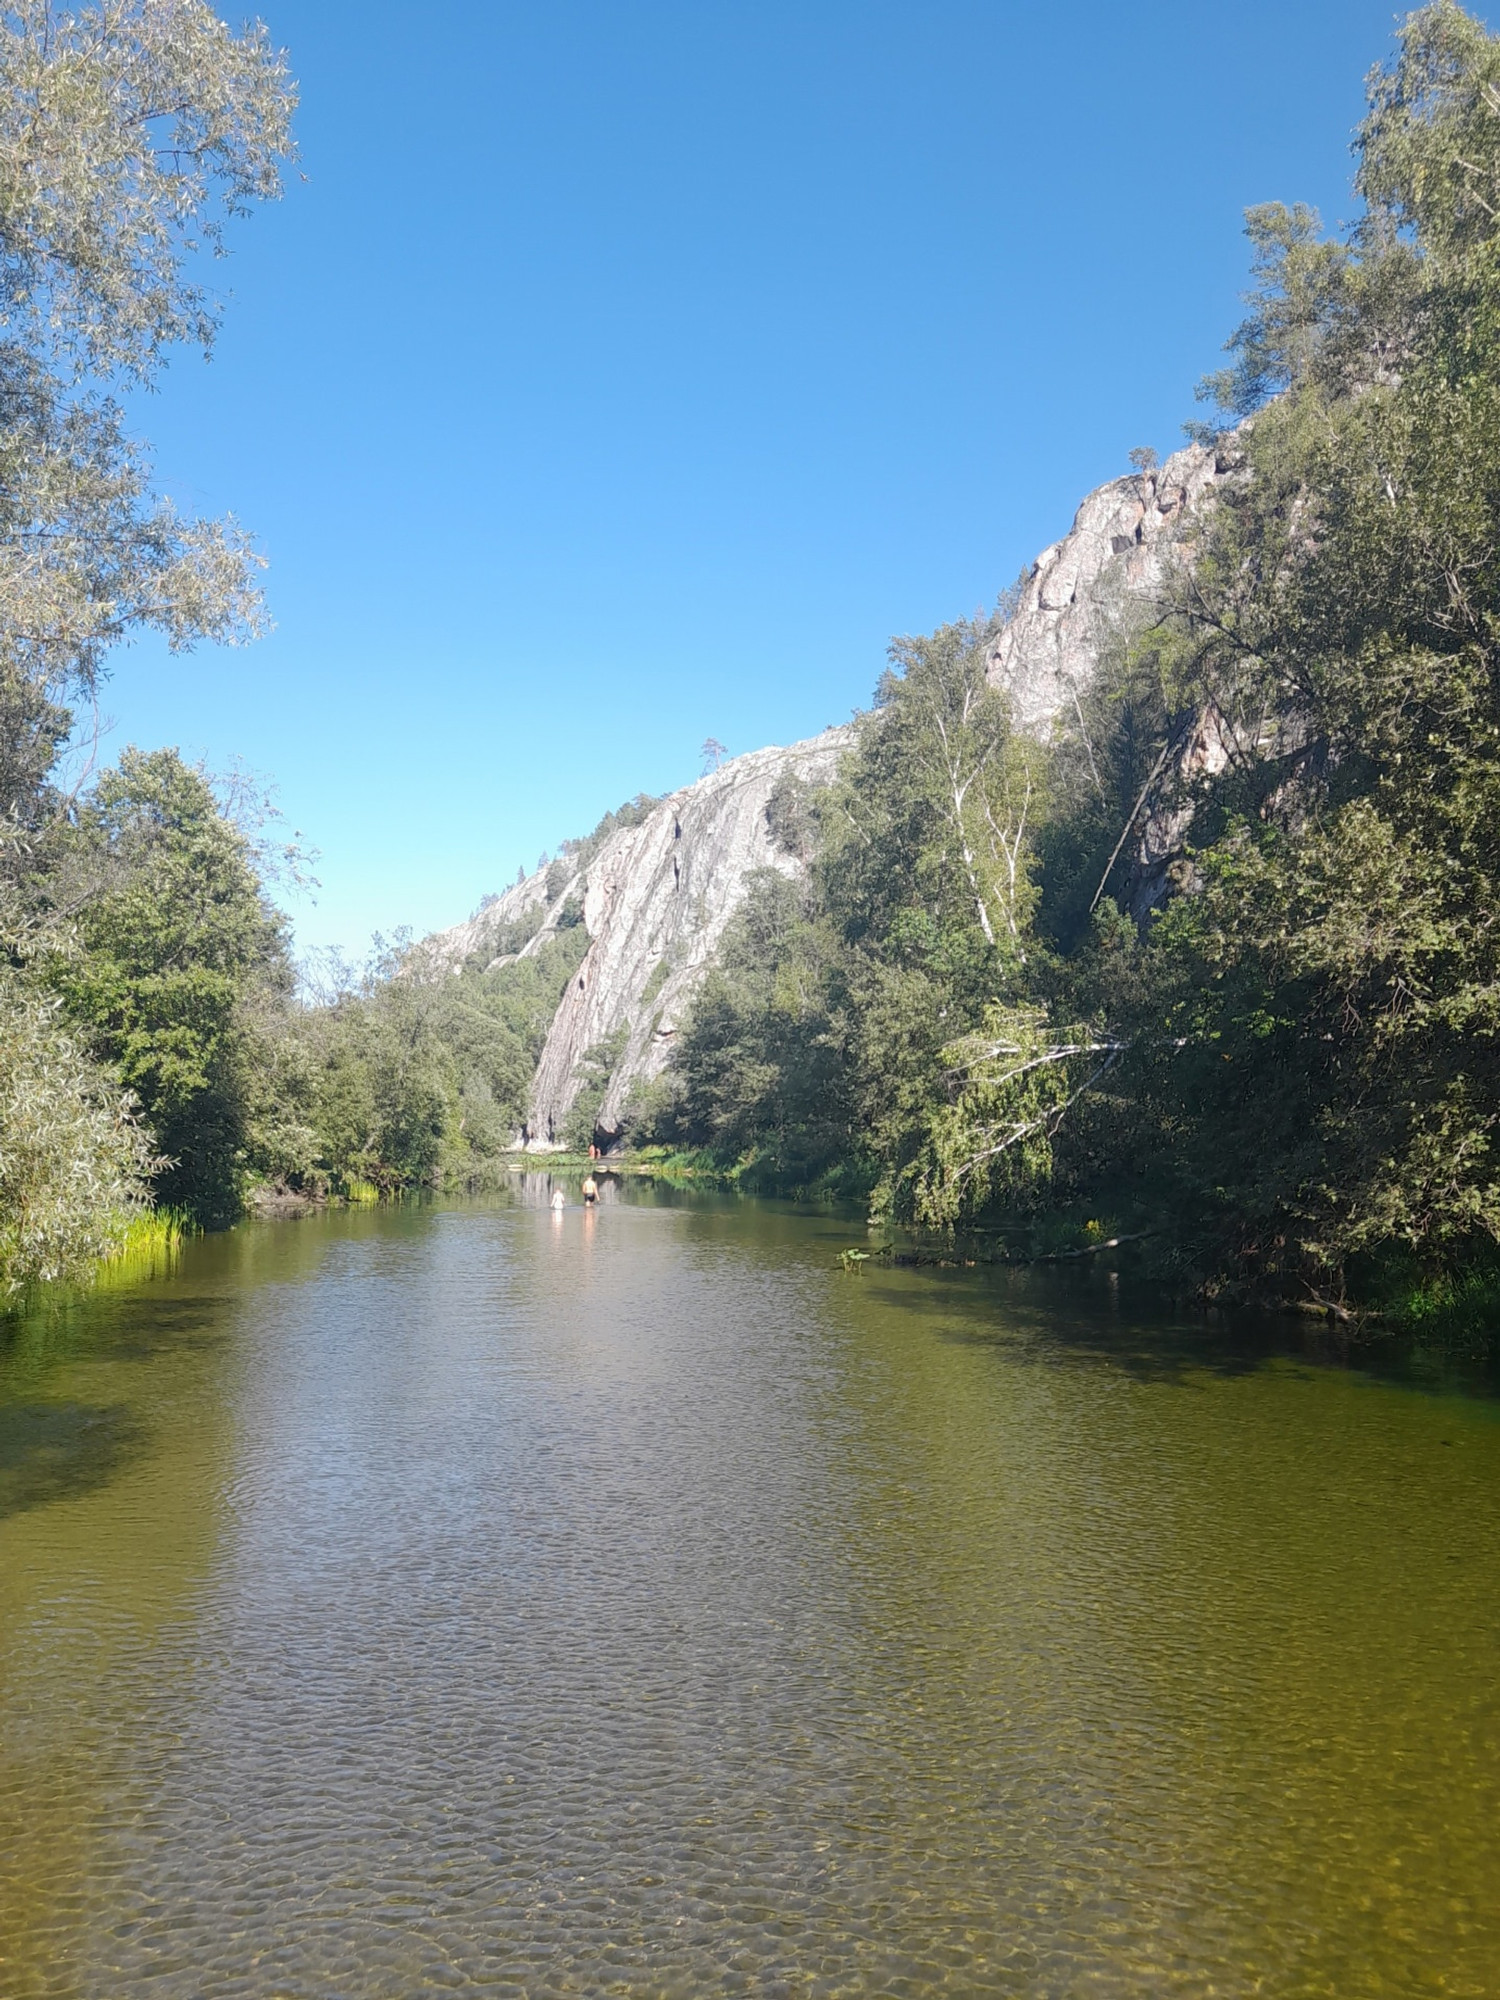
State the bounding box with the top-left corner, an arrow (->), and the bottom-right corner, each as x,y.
109,0 -> 1424,958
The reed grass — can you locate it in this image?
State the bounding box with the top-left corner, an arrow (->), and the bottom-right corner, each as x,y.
93,1205 -> 194,1288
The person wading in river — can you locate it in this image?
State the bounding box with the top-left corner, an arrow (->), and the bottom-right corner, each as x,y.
581,1175 -> 598,1205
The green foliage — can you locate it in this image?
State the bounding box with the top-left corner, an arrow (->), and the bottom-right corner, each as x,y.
280,928 -> 589,1194
821,610 -> 1038,962
563,1026 -> 629,1152
655,613 -> 1050,1208
0,2 -> 295,1278
765,773 -> 824,863
93,1205 -> 192,1290
1094,0 -> 1500,1300
51,748 -> 289,1226
0,1 -> 294,706
468,901 -> 545,967
0,0 -> 294,382
0,962 -> 153,1294
912,1006 -> 1121,1228
647,870 -> 855,1187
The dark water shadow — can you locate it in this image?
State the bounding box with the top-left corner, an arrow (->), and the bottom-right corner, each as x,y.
80,1296 -> 228,1365
0,1401 -> 148,1520
1,1291 -> 229,1373
862,1261 -> 1500,1401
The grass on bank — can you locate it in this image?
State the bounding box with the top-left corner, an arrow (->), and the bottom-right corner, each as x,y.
92,1205 -> 195,1289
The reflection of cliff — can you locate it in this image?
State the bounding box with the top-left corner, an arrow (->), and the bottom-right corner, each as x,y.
511,1169 -> 625,1205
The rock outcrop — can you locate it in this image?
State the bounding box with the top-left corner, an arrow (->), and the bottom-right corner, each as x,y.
426,866 -> 554,969
987,439 -> 1241,916
428,729 -> 850,1150
986,441 -> 1223,733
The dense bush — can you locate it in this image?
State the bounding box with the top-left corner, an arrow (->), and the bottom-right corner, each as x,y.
288,930 -> 588,1193
0,964 -> 153,1293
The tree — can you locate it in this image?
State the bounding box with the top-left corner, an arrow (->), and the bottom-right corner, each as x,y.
0,1 -> 295,828
652,869 -> 853,1186
0,4 -> 294,1259
54,748 -> 289,1226
662,614 -> 1050,1212
278,928 -> 589,1195
1078,0 -> 1500,1298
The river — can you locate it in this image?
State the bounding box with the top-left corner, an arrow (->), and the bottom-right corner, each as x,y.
1,1183 -> 1498,1997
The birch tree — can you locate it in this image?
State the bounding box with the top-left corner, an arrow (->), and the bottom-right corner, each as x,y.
860,611 -> 1041,967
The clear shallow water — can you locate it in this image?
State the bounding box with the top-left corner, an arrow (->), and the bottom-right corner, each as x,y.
2,1186 -> 1498,1999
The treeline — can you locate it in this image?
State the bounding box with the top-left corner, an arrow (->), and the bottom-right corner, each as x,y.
5,723 -> 599,1289
641,2 -> 1500,1333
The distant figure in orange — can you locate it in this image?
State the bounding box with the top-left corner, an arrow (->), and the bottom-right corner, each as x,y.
581,1174 -> 598,1205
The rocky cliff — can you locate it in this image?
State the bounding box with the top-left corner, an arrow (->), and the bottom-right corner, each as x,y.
428,445 -> 1229,1151
426,862 -> 554,968
428,729 -> 850,1150
988,438 -> 1241,916
985,441 -> 1223,729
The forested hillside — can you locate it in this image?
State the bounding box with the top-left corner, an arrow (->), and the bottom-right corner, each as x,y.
644,1 -> 1500,1334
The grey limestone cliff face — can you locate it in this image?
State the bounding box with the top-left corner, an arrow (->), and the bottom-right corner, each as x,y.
532,730 -> 849,1148
428,729 -> 851,1151
988,439 -> 1239,916
986,442 -> 1222,734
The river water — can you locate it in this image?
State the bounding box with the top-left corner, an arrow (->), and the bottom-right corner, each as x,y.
2,1185 -> 1498,1998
